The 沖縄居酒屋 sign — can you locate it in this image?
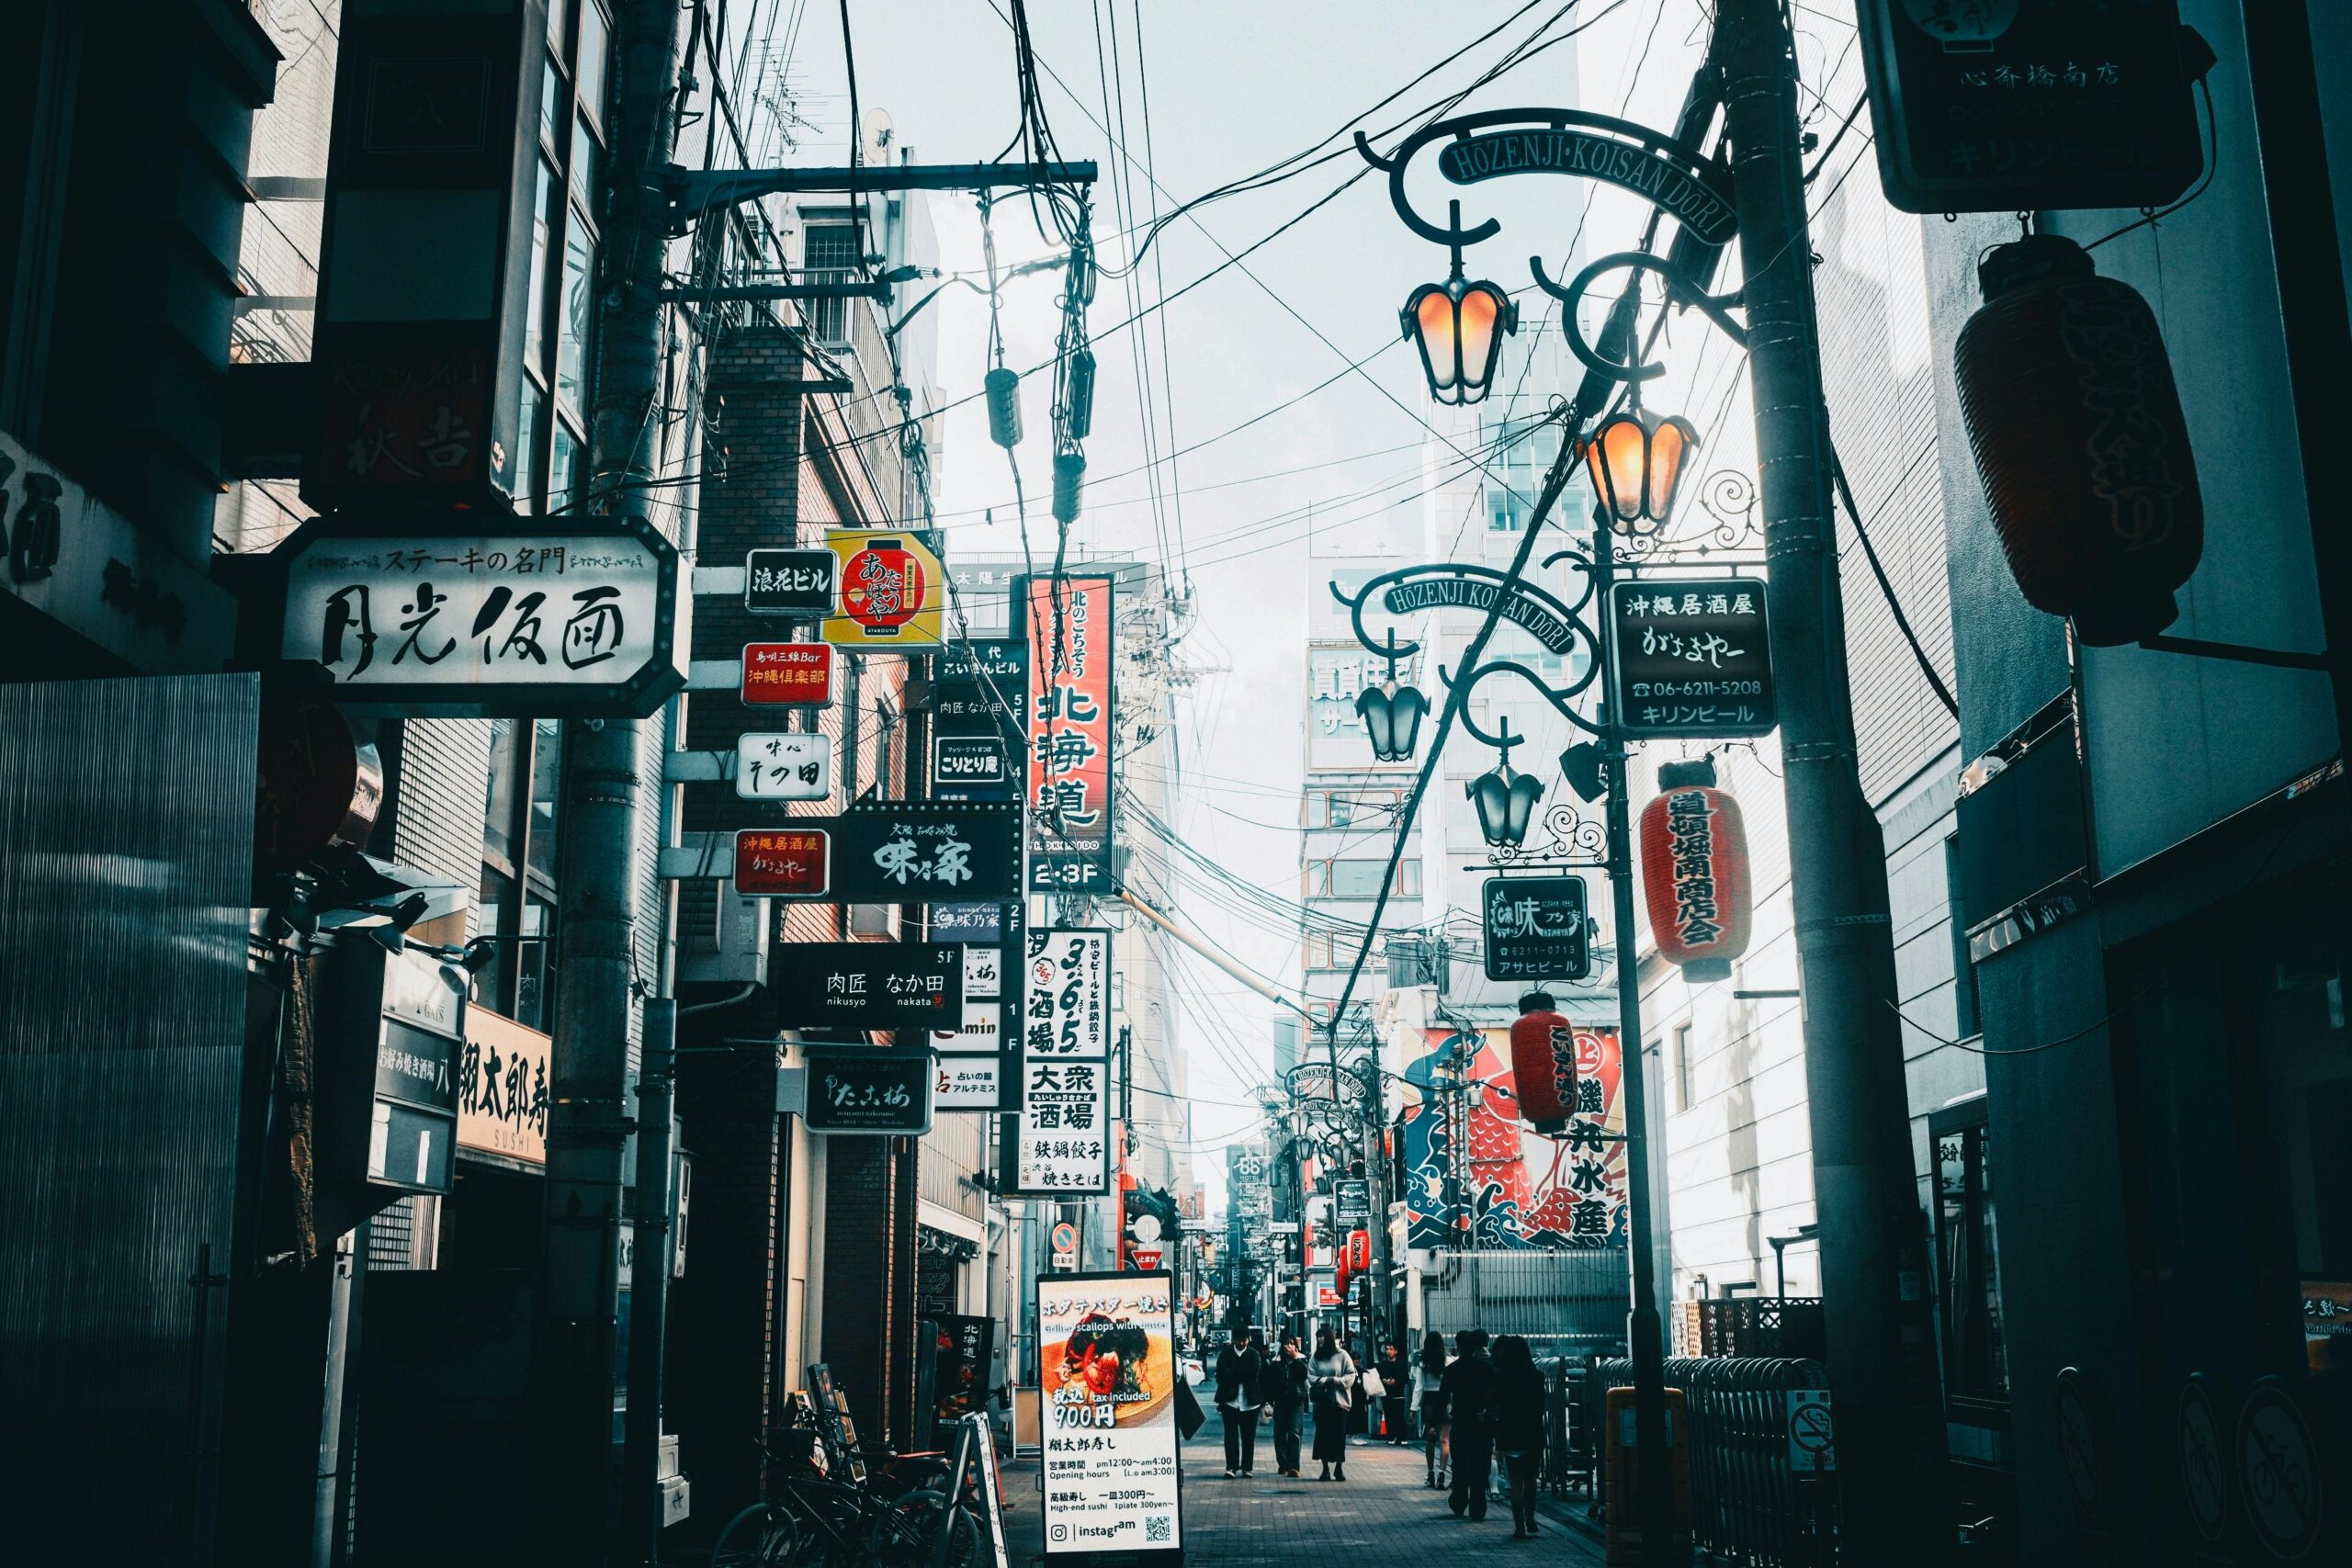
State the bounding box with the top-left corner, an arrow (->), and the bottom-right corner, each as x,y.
1605,578 -> 1776,739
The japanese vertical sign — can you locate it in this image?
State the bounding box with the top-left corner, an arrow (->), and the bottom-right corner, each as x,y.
1037,1270 -> 1183,1559
276,516 -> 684,717
1022,576 -> 1117,893
1009,930 -> 1113,1194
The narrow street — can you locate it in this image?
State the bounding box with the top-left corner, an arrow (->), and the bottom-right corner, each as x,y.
995,1404 -> 1608,1568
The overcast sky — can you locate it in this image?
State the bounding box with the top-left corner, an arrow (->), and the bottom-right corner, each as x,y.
763,0 -> 1748,1173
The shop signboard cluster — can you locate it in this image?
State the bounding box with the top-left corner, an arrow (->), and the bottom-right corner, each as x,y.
934,926 -> 1008,1111
1036,1270 -> 1183,1561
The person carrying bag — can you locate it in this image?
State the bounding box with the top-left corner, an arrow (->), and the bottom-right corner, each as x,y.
1307,1325 -> 1356,1482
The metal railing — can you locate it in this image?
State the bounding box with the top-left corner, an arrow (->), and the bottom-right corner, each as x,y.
1672,1297 -> 1828,1361
1582,1355 -> 1838,1565
1419,1248 -> 1631,1359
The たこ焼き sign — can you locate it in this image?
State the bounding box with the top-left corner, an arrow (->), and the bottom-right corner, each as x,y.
822,530 -> 945,646
276,515 -> 684,717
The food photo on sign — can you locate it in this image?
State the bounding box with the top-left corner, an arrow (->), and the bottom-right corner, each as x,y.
1036,1271 -> 1182,1557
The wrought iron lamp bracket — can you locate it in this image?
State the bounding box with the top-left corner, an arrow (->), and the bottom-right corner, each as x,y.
1330,561 -> 1600,671
1353,107 -> 1734,255
1535,251 -> 1750,384
1438,655 -> 1606,742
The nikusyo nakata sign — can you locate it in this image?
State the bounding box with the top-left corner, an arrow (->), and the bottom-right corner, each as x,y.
276,515 -> 684,717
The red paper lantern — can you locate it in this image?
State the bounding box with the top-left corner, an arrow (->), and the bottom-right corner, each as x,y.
1346,1230 -> 1372,1275
1640,780 -> 1753,983
1508,991 -> 1577,1135
1953,233 -> 2203,646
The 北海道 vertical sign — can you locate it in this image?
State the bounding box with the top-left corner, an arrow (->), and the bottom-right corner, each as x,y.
1037,1270 -> 1183,1561
1020,576 -> 1116,893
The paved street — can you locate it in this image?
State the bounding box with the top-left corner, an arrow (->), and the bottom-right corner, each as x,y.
996,1406 -> 1605,1568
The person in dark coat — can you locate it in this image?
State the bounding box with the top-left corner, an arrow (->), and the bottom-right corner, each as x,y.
1214,1328 -> 1266,1476
1440,1328 -> 1498,1519
1490,1335 -> 1549,1538
1269,1333 -> 1310,1476
1377,1339 -> 1410,1441
1415,1330 -> 1451,1488
1307,1325 -> 1357,1481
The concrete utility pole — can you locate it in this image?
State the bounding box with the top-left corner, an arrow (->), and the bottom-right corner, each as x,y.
1716,0 -> 1951,1557
545,2 -> 687,1562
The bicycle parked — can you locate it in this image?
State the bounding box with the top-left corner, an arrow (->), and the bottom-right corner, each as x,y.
713,1397 -> 983,1568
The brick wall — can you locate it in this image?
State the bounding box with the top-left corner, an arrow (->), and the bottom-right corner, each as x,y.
820,1133 -> 920,1443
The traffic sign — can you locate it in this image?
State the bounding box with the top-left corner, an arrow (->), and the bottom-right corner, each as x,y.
1784,1389 -> 1835,1474
741,642 -> 834,705
2237,1376 -> 2324,1559
1050,1221 -> 1078,1254
2177,1373 -> 2230,1545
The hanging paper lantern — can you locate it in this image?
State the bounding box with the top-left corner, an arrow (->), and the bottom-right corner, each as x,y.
1953,233 -> 2203,646
1346,1230 -> 1372,1275
1640,775 -> 1753,983
1507,989 -> 1577,1135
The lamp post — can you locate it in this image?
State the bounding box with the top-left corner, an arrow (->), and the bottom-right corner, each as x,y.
1341,5 -> 1958,1556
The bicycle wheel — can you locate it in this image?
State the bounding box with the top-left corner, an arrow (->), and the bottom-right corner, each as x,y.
874,1486 -> 981,1568
714,1504 -> 798,1568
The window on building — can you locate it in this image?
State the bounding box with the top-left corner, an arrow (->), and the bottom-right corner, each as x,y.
476,717 -> 563,1030
1672,1022 -> 1693,1112
802,219 -> 863,343
1934,1100 -> 2007,1400
1302,788 -> 1402,829
506,3 -> 607,513
1945,836 -> 1982,1039
1304,858 -> 1419,899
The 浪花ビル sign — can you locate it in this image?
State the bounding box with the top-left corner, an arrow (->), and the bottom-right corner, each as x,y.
744,547 -> 837,616
277,515 -> 684,717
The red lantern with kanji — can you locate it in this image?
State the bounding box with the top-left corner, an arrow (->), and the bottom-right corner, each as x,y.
1640,766 -> 1753,984
1508,990 -> 1577,1136
1953,233 -> 2203,646
1346,1230 -> 1372,1275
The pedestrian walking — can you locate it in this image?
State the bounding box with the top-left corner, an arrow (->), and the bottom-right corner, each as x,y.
1413,1330 -> 1451,1489
1491,1335 -> 1548,1538
1377,1339 -> 1409,1441
1270,1333 -> 1309,1476
1214,1327 -> 1266,1477
1440,1328 -> 1498,1520
1307,1325 -> 1357,1482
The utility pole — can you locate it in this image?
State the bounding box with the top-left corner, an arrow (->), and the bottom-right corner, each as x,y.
1589,514 -> 1681,1567
545,2 -> 687,1562
624,999 -> 677,1565
1717,0 -> 1951,1557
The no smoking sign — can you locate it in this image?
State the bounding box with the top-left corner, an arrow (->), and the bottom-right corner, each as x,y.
1785,1388 -> 1836,1474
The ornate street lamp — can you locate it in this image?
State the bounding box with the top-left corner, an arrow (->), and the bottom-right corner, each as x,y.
1466,720 -> 1545,847
1401,248 -> 1518,406
1584,405 -> 1700,531
1354,631 -> 1428,761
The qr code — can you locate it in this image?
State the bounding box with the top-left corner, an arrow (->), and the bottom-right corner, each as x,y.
1145,1516 -> 1171,1543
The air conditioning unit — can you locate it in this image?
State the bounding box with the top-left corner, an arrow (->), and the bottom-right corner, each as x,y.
847,902 -> 898,939
679,880 -> 771,987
